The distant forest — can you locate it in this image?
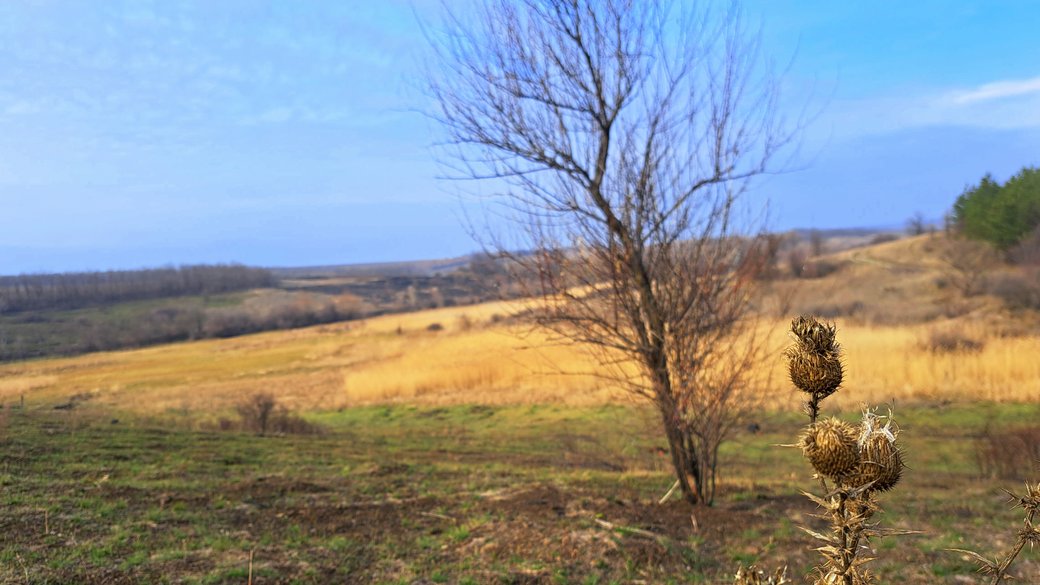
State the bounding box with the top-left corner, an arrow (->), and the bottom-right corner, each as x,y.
0,260 -> 517,362
0,265 -> 277,313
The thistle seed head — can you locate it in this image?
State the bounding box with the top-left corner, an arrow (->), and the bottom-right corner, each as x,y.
842,411 -> 904,492
784,315 -> 844,398
799,417 -> 860,479
790,315 -> 839,354
1015,482 -> 1040,513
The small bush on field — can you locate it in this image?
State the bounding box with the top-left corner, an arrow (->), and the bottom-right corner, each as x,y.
870,233 -> 900,245
234,393 -> 324,436
786,248 -> 807,278
426,322 -> 444,332
1009,225 -> 1040,266
805,301 -> 864,319
919,328 -> 984,354
988,269 -> 1040,311
976,426 -> 1040,480
799,259 -> 842,279
455,314 -> 473,331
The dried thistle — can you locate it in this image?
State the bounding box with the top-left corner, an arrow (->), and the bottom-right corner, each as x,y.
784,315 -> 844,421
841,410 -> 904,493
799,418 -> 860,479
785,320 -> 910,585
949,481 -> 1040,583
733,565 -> 790,584
801,479 -> 886,584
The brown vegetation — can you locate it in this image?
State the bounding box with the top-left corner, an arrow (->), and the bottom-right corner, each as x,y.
231,392 -> 324,436
976,426 -> 1040,480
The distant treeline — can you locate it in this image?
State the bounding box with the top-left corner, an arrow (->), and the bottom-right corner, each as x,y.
953,167 -> 1040,250
0,290 -> 369,362
0,265 -> 277,313
0,258 -> 524,363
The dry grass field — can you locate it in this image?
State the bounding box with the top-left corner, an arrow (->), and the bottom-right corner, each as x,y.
2,234 -> 1040,417
1,235 -> 1039,583
1,261 -> 1039,418
0,315 -> 1016,414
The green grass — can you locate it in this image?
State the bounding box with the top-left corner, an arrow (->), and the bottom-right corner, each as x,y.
0,402 -> 1036,583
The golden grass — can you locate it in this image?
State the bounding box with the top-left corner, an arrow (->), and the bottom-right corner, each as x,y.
826,321 -> 1040,407
0,294 -> 1038,416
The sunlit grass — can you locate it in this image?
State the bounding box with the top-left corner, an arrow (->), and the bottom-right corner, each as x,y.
1,290 -> 1039,415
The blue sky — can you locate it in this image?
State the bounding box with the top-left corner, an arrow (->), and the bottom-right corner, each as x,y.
1,1 -> 1038,273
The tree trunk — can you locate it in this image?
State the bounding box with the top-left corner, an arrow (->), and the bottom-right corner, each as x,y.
660,404 -> 703,505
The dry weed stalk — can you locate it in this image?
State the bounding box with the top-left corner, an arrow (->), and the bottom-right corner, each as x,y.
734,564 -> 791,584
949,481 -> 1040,583
787,316 -> 910,585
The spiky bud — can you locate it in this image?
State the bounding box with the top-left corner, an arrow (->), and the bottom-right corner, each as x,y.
842,412 -> 904,492
799,418 -> 860,479
784,316 -> 843,398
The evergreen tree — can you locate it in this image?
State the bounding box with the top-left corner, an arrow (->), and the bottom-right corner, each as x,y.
952,167 -> 1040,250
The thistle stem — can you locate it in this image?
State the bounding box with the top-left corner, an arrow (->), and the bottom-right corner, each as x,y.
836,492 -> 854,585
807,395 -> 821,424
989,509 -> 1036,585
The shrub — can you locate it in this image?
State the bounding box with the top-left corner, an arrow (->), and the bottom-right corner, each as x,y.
267,408 -> 324,435
937,236 -> 999,297
786,248 -> 807,278
805,301 -> 864,319
799,259 -> 841,279
426,322 -> 444,332
455,314 -> 473,331
976,426 -> 1040,480
870,233 -> 900,245
988,269 -> 1040,310
236,393 -> 277,435
1009,225 -> 1040,265
234,393 -> 323,436
919,328 -> 985,354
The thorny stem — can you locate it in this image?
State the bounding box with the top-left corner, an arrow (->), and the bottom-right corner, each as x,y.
835,493 -> 854,585
807,396 -> 821,424
806,395 -> 829,492
989,508 -> 1036,585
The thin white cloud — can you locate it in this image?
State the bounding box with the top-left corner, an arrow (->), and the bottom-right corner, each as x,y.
807,76 -> 1040,143
949,76 -> 1040,105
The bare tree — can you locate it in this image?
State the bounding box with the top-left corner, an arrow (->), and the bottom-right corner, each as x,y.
809,229 -> 825,257
427,0 -> 792,506
906,212 -> 927,236
939,235 -> 998,297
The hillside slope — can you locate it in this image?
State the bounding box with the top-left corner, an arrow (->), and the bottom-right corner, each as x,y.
767,233 -> 1019,327
2,233 -> 1039,414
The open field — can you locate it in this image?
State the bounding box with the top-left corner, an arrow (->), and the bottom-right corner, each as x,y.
1,294 -> 1039,419
3,235 -> 1040,418
1,402 -> 1038,583
0,234 -> 1038,582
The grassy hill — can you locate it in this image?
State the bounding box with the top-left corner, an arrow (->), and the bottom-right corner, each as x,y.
3,233 -> 1040,418
2,232 -> 1040,583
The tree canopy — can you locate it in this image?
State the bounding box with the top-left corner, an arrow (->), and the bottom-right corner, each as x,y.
952,167 -> 1040,250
